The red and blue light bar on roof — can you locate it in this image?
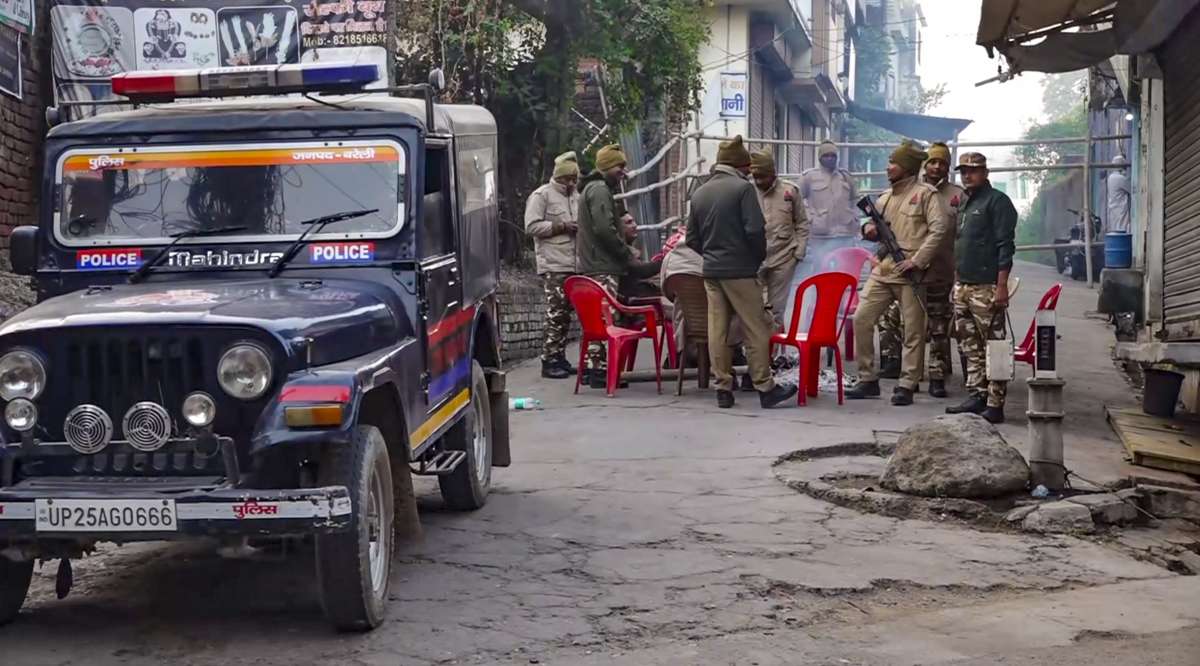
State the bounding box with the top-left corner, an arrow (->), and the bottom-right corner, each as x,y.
111,62 -> 380,102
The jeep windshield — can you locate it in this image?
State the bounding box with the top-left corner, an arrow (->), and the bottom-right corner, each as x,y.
55,141 -> 405,247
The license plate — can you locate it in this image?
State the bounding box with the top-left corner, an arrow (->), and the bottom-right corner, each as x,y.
35,499 -> 178,533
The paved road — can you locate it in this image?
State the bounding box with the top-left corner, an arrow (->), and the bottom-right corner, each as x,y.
4,262 -> 1198,665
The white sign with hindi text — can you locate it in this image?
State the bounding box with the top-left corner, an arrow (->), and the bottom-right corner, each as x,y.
719,71 -> 747,118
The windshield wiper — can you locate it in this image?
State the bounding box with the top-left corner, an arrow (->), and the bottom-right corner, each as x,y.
128,225 -> 249,284
267,209 -> 379,278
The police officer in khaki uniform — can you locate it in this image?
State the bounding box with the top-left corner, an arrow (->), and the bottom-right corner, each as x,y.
946,152 -> 1018,423
750,151 -> 810,331
846,141 -> 950,406
525,151 -> 581,379
877,142 -> 964,397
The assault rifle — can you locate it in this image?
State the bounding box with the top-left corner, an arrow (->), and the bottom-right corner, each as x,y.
856,194 -> 924,286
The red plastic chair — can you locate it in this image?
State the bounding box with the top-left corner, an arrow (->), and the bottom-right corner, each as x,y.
626,296 -> 679,369
1014,283 -> 1063,366
771,272 -> 858,406
563,276 -> 663,397
821,247 -> 875,360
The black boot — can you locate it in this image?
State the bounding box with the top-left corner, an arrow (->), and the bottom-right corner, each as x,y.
928,379 -> 948,398
946,393 -> 987,415
891,386 -> 914,406
879,357 -> 901,380
589,370 -> 629,390
982,406 -> 1005,424
759,383 -> 799,409
739,373 -> 756,392
555,355 -> 577,375
846,381 -> 881,400
542,359 -> 571,380
717,390 -> 735,409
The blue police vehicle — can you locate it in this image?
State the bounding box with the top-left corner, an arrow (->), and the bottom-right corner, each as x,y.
0,63 -> 511,631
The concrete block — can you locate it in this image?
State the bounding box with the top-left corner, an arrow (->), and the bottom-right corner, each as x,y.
1066,493 -> 1139,525
1004,505 -> 1038,523
1139,485 -> 1200,520
1022,501 -> 1095,534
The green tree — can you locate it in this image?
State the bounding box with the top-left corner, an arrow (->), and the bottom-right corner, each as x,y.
395,0 -> 711,261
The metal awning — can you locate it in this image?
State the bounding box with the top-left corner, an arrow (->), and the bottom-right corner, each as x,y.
977,0 -> 1200,74
847,102 -> 973,143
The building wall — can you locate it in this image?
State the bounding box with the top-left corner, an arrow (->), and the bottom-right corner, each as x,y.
694,5 -> 751,168
0,7 -> 50,317
0,9 -> 49,251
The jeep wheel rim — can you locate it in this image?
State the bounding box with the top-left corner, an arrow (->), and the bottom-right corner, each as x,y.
471,392 -> 491,487
366,464 -> 389,595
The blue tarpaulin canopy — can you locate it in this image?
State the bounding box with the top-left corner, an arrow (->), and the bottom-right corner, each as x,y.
847,102 -> 974,143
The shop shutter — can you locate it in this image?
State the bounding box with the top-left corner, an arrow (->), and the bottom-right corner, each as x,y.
1161,8 -> 1200,338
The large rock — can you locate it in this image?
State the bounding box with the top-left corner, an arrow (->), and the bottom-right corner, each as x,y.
880,414 -> 1030,498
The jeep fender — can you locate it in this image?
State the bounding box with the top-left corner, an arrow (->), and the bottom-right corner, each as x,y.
251,340 -> 419,456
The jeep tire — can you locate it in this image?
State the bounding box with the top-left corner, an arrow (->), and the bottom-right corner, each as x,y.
315,424 -> 394,632
0,557 -> 33,626
438,360 -> 493,510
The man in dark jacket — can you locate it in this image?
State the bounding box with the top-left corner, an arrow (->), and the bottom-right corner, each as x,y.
577,143 -> 632,386
687,136 -> 797,409
945,152 -> 1018,423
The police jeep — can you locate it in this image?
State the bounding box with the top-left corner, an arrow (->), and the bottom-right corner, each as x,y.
0,63 -> 511,631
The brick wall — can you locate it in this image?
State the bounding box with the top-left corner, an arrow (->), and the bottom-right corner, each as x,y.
0,7 -> 49,316
498,267 -> 579,366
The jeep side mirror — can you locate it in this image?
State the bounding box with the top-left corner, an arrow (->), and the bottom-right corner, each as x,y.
9,226 -> 37,276
428,68 -> 445,94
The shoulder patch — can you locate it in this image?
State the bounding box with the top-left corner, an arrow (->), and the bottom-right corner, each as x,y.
909,193 -> 920,205
950,195 -> 961,208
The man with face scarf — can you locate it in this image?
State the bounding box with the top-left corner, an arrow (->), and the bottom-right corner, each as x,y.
525,151 -> 581,379
846,141 -> 950,406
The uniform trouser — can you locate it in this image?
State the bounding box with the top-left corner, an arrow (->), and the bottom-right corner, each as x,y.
585,274 -> 622,371
704,277 -> 777,393
761,257 -> 799,331
541,272 -> 574,362
954,282 -> 1009,408
879,283 -> 953,380
853,278 -> 926,390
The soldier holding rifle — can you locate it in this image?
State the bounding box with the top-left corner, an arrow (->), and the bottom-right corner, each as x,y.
846,142 -> 950,406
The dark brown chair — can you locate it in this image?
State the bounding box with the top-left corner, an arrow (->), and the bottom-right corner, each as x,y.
663,273 -> 710,396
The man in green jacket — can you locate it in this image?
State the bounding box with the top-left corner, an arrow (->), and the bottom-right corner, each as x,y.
945,152 -> 1018,424
577,144 -> 633,386
687,136 -> 797,410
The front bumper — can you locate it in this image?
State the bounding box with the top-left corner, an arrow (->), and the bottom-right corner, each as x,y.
0,477 -> 352,541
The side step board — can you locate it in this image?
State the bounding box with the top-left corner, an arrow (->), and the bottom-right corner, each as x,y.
411,450 -> 466,476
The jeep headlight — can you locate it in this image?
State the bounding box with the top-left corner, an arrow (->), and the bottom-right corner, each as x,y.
0,350 -> 46,401
217,344 -> 273,400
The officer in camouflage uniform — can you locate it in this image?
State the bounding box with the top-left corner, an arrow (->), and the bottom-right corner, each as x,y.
577,144 -> 633,388
945,152 -> 1018,424
877,142 -> 964,397
525,151 -> 581,379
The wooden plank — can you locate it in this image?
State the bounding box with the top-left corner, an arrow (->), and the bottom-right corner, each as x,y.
1107,407 -> 1200,477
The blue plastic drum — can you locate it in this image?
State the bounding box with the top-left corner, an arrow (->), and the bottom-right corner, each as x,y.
1105,232 -> 1132,269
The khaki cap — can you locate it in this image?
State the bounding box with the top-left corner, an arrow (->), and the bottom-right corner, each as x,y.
955,152 -> 988,170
